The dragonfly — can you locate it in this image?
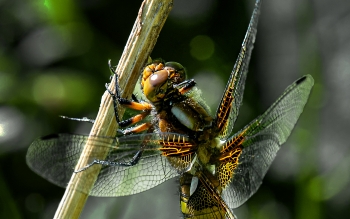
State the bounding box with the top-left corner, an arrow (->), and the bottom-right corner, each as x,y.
26,0 -> 314,218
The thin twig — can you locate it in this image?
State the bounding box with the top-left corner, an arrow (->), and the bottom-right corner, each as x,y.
54,0 -> 173,218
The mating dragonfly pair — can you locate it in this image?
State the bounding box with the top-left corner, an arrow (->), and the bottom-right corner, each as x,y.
26,0 -> 314,218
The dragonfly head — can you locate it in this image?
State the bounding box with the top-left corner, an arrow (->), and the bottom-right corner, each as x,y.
141,60 -> 186,103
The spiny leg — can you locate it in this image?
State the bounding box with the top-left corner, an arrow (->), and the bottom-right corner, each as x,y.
174,79 -> 196,94
105,70 -> 152,120
131,94 -> 139,102
105,76 -> 122,124
105,81 -> 153,134
75,126 -> 157,173
73,60 -> 153,173
108,59 -> 117,78
74,150 -> 144,173
60,115 -> 95,123
118,111 -> 150,128
98,60 -> 154,169
118,122 -> 152,135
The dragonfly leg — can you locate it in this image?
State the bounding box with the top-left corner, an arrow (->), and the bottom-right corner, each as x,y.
118,122 -> 152,135
105,61 -> 153,135
74,159 -> 101,173
105,81 -> 122,124
174,79 -> 196,94
108,59 -> 116,76
60,115 -> 95,123
131,94 -> 139,102
106,82 -> 152,136
74,150 -> 144,173
118,150 -> 144,167
118,112 -> 150,128
105,81 -> 152,111
105,75 -> 152,119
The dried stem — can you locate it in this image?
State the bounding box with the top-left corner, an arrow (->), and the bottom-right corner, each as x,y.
54,0 -> 173,218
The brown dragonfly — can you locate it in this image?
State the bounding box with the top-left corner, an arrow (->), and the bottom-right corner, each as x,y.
26,0 -> 314,218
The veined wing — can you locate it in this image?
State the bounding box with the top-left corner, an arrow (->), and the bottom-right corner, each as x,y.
183,171 -> 237,219
218,75 -> 314,208
26,132 -> 195,197
214,0 -> 261,140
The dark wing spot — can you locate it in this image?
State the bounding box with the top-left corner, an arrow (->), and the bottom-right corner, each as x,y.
40,133 -> 60,140
295,76 -> 307,84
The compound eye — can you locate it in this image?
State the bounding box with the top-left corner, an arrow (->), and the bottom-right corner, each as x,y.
165,62 -> 186,83
148,70 -> 168,88
143,70 -> 168,102
165,62 -> 184,72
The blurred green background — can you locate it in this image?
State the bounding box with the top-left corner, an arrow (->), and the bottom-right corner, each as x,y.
0,0 -> 349,218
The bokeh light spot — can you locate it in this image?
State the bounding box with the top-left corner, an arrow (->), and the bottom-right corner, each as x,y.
190,35 -> 215,61
18,27 -> 69,66
32,74 -> 65,108
0,124 -> 5,137
18,23 -> 92,66
0,106 -> 25,149
44,0 -> 50,9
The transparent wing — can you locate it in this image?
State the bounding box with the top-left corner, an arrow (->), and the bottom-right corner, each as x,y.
184,174 -> 237,219
26,132 -> 194,197
221,75 -> 314,208
214,0 -> 261,140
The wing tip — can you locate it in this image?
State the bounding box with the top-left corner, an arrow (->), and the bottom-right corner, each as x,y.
296,76 -> 307,84
295,75 -> 314,86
